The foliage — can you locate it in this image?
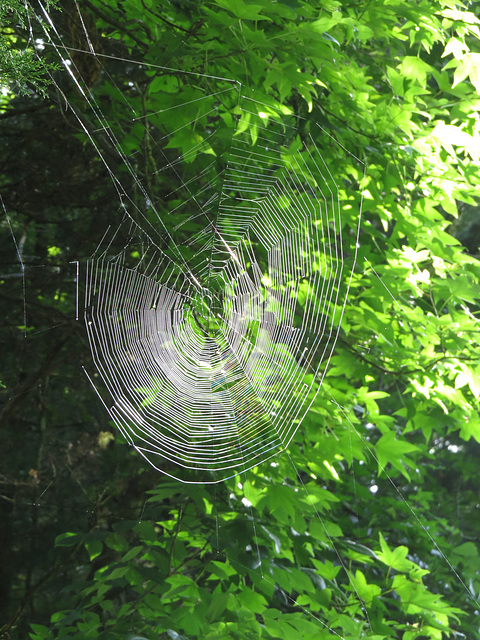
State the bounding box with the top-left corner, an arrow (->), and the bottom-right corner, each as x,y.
1,0 -> 480,639
0,1 -> 59,96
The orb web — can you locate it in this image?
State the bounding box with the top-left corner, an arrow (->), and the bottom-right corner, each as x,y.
82,91 -> 361,483
26,3 -> 363,482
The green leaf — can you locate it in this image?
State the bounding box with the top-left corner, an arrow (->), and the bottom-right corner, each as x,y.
459,411 -> 480,443
350,569 -> 381,606
213,0 -> 272,21
452,53 -> 480,94
429,121 -> 479,161
207,591 -> 229,621
377,533 -> 414,572
207,561 -> 237,581
55,532 -> 81,547
386,65 -> 404,96
453,542 -> 478,559
237,587 -> 268,613
85,539 -> 102,561
375,432 -> 419,480
29,623 -> 50,639
455,365 -> 480,398
398,56 -> 433,87
443,37 -> 469,59
134,521 -> 158,543
308,15 -> 343,34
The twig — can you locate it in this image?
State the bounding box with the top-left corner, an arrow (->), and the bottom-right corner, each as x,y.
140,0 -> 200,37
338,336 -> 479,376
315,100 -> 380,142
83,0 -> 148,50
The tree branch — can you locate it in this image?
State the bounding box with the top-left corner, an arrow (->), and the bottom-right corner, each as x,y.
140,0 -> 201,37
82,0 -> 149,50
315,99 -> 380,142
338,336 -> 480,377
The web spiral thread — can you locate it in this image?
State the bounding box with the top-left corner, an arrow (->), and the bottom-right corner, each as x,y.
84,94 -> 361,483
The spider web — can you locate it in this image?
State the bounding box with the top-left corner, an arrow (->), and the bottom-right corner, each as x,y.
82,99 -> 360,483
28,2 -> 363,483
